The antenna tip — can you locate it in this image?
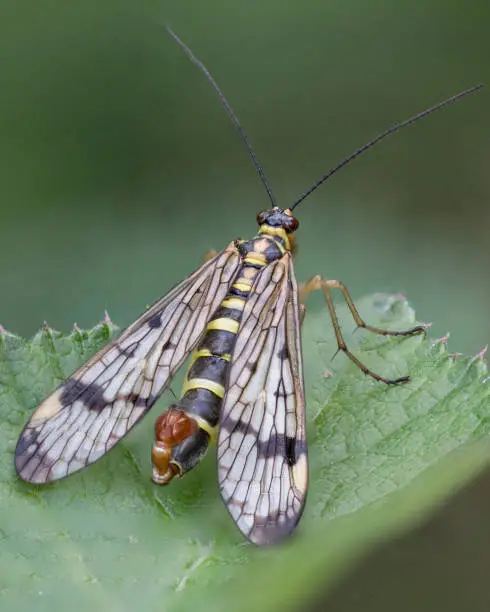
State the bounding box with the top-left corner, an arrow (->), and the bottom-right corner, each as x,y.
465,83 -> 485,94
165,24 -> 177,40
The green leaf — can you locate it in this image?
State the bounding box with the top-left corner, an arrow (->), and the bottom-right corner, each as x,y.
1,295 -> 489,612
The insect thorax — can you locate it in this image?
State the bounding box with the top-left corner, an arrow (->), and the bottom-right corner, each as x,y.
236,235 -> 287,264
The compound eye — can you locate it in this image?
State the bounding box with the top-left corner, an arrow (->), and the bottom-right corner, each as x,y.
287,217 -> 299,232
256,211 -> 267,225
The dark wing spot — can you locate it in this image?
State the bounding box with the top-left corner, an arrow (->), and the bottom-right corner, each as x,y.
256,434 -> 306,465
148,313 -> 162,329
144,394 -> 158,409
246,360 -> 258,375
277,346 -> 290,361
220,414 -> 259,437
126,392 -> 148,408
162,340 -> 176,351
273,389 -> 288,399
15,429 -> 39,470
60,379 -> 107,412
285,435 -> 297,467
249,512 -> 298,546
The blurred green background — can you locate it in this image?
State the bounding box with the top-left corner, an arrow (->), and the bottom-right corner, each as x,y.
1,1 -> 489,353
1,1 -> 489,610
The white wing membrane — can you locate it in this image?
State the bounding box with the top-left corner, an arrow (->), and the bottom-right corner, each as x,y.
218,256 -> 307,545
15,244 -> 240,483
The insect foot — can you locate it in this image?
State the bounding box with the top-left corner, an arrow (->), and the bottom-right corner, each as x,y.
151,407 -> 198,485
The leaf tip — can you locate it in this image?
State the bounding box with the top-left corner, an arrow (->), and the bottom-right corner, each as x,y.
434,334 -> 449,345
103,310 -> 117,329
42,321 -> 58,337
476,345 -> 488,361
0,324 -> 14,338
104,310 -> 111,323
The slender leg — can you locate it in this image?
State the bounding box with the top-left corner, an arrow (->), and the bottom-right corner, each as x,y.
299,275 -> 425,384
299,303 -> 306,326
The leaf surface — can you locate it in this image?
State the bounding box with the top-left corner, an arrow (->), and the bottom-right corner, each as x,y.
1,295 -> 489,611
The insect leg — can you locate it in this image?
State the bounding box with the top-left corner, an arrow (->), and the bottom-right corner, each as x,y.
299,303 -> 306,326
300,275 -> 420,384
300,276 -> 426,336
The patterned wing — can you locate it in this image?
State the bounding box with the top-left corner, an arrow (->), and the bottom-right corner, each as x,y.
217,256 -> 308,545
15,244 -> 241,483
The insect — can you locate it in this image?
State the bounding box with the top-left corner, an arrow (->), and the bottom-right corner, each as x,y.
14,28 -> 482,545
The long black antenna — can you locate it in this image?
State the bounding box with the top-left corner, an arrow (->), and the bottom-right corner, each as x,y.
290,83 -> 484,211
167,26 -> 276,207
